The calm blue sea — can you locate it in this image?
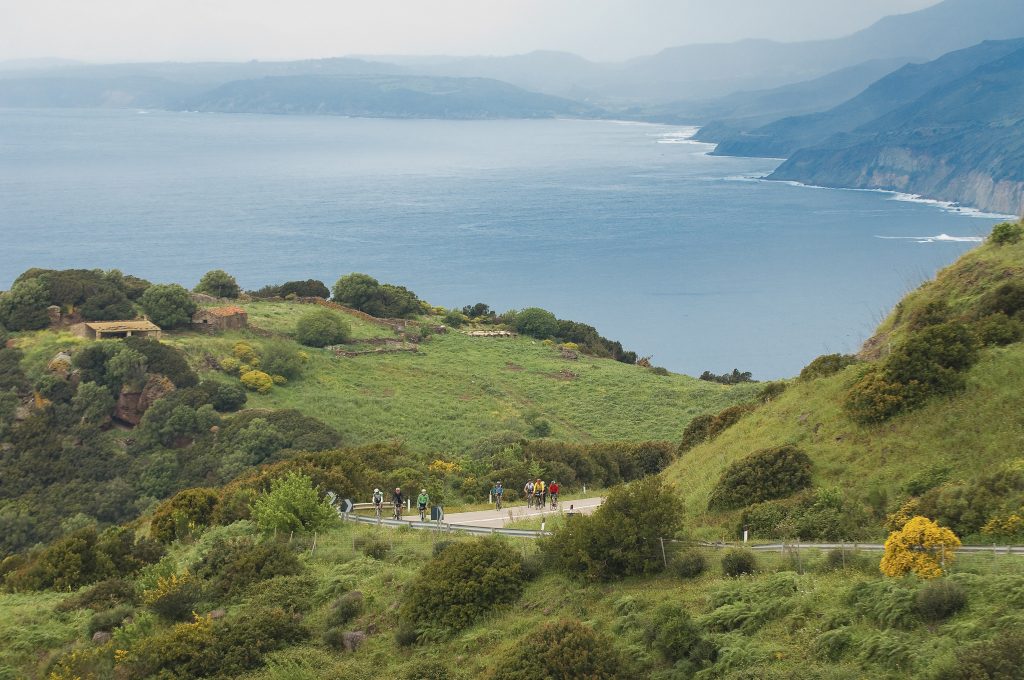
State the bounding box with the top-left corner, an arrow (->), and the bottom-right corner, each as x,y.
0,109 -> 1003,378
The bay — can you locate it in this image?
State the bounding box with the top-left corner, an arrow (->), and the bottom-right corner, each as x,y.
0,108 -> 1000,378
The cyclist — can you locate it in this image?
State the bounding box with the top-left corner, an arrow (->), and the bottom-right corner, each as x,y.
372,488 -> 384,520
417,488 -> 430,521
524,479 -> 535,507
548,480 -> 559,508
392,487 -> 404,520
491,481 -> 504,510
535,479 -> 546,509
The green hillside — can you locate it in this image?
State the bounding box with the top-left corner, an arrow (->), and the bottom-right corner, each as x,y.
665,222 -> 1024,543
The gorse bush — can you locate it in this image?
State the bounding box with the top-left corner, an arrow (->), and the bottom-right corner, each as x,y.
545,476 -> 681,581
240,370 -> 274,394
150,488 -> 220,544
740,487 -> 871,541
326,591 -> 364,627
880,516 -> 961,579
143,571 -> 201,621
673,549 -> 707,579
721,549 -> 757,577
799,353 -> 860,381
914,579 -> 967,623
294,308 -> 350,347
490,619 -> 627,680
708,445 -> 812,511
194,537 -> 302,596
401,537 -> 523,635
679,404 -> 756,452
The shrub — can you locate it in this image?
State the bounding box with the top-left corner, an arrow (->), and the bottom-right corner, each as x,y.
0,278 -> 51,331
250,471 -> 337,534
721,549 -> 757,577
937,633 -> 1024,679
358,535 -> 387,559
880,516 -> 961,579
124,336 -> 198,388
914,579 -> 967,623
989,220 -> 1023,245
253,279 -> 330,299
699,368 -> 754,384
490,619 -> 627,680
520,552 -> 548,581
57,578 -> 138,611
979,282 -> 1024,319
140,283 -> 197,329
87,605 -> 135,635
195,537 -> 302,596
673,550 -> 707,579
848,580 -> 919,629
821,547 -> 872,573
219,356 -> 241,374
209,381 -> 246,412
401,537 -> 523,635
545,476 -> 681,580
644,604 -> 717,668
843,365 -> 915,424
973,312 -> 1024,346
326,591 -> 364,627
708,445 -> 812,511
260,340 -> 304,379
295,308 -> 350,347
799,353 -> 860,381
511,307 -> 559,339
150,488 -> 221,544
757,381 -> 787,402
194,269 -> 241,299
143,571 -> 201,621
241,370 -> 274,394
813,627 -> 853,662
679,404 -> 756,452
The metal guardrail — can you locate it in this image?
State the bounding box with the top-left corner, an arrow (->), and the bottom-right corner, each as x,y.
698,541 -> 1024,555
339,509 -> 551,538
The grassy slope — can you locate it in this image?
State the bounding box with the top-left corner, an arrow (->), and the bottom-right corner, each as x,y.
665,235 -> 1024,539
172,302 -> 759,453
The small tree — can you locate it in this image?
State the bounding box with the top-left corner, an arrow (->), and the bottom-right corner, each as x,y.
140,284 -> 197,329
250,471 -> 336,534
0,278 -> 51,331
295,309 -> 350,347
72,381 -> 115,426
194,270 -> 240,299
880,515 -> 961,579
332,273 -> 385,316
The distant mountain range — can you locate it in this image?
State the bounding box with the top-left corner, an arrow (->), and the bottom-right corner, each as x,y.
769,43 -> 1024,215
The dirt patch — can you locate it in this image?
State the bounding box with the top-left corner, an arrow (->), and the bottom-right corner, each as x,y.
504,362 -> 524,371
547,369 -> 578,381
458,394 -> 475,401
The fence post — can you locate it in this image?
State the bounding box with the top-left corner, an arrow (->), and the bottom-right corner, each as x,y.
310,531 -> 317,556
660,538 -> 668,569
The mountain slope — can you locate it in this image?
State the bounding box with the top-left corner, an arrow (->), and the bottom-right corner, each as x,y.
664,225 -> 1024,540
713,38 -> 1024,158
769,46 -> 1024,214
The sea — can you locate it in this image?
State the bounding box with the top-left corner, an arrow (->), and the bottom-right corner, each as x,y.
0,108 -> 1009,378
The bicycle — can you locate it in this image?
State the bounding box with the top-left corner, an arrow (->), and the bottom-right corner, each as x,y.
495,494 -> 503,511
551,495 -> 558,510
374,502 -> 383,521
419,504 -> 427,522
393,503 -> 403,521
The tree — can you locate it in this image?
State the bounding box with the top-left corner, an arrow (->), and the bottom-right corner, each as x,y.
294,309 -> 350,347
71,381 -> 116,427
880,515 -> 961,579
194,270 -> 240,299
511,307 -> 559,339
332,273 -> 385,317
0,278 -> 51,331
545,476 -> 681,580
78,284 -> 135,321
140,284 -> 197,329
250,471 -> 337,534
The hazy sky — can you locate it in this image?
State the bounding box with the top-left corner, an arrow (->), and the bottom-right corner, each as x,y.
0,0 -> 943,63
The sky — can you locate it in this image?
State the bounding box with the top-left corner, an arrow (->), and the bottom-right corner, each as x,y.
0,0 -> 943,64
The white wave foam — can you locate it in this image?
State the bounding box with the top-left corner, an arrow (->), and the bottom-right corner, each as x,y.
874,234 -> 985,244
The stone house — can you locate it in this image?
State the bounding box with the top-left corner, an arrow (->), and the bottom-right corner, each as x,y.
77,320 -> 162,340
192,306 -> 248,332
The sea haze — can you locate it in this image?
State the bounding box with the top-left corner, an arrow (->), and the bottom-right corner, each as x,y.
0,109 -> 1000,378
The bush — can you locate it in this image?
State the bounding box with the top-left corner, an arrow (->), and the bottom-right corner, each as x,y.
295,308 -> 350,347
708,445 -> 812,511
799,353 -> 860,381
848,580 -> 919,629
511,307 -> 559,339
673,550 -> 707,579
260,340 -> 305,379
326,591 -> 364,627
699,368 -> 754,384
208,381 -> 246,412
0,278 -> 51,331
914,579 -> 967,623
252,279 -> 330,299
721,549 -> 757,577
150,488 -> 220,544
240,370 -> 274,394
644,604 -> 717,668
843,365 -> 915,424
679,404 -> 756,452
401,537 -> 523,634
979,282 -> 1024,319
880,516 -> 961,579
250,471 -> 337,534
973,312 -> 1024,346
195,537 -> 302,596
821,547 -> 872,573
989,220 -> 1023,245
194,269 -> 241,299
332,273 -> 422,318
140,283 -> 197,329
937,633 -> 1024,679
143,571 -> 202,621
57,578 -> 138,611
490,619 -> 627,680
88,605 -> 135,635
545,476 -> 681,581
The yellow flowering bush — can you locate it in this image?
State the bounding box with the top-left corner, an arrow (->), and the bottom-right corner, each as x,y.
232,342 -> 258,363
880,516 -> 961,579
240,370 -> 274,394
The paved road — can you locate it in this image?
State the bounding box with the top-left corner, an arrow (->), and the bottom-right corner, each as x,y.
440,497 -> 604,529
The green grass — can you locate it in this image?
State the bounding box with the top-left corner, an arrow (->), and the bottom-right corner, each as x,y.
0,591 -> 88,679
224,300 -> 398,342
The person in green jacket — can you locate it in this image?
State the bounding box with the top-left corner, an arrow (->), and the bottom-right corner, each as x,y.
417,489 -> 430,521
